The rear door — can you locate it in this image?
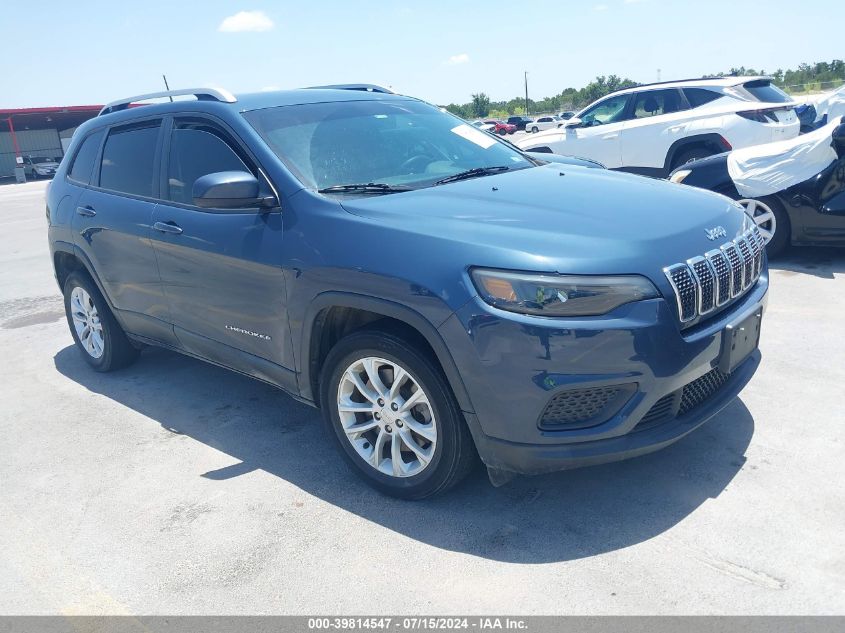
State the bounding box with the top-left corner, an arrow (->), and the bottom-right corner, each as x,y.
621,88 -> 689,171
72,118 -> 175,344
149,115 -> 291,369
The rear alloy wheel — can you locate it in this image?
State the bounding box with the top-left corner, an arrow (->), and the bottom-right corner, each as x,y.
63,271 -> 140,372
738,197 -> 789,257
321,329 -> 476,499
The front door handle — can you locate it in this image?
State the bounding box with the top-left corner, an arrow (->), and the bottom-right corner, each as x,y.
153,221 -> 183,235
602,134 -> 619,140
76,205 -> 96,217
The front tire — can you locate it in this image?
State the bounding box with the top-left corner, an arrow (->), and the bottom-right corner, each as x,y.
63,271 -> 139,372
320,329 -> 476,499
531,126 -> 539,133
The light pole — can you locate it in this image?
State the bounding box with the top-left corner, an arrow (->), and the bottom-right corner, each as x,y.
524,71 -> 529,115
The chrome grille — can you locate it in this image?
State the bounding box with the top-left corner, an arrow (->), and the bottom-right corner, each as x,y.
664,229 -> 763,325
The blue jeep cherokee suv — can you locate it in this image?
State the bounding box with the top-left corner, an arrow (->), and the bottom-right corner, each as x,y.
47,86 -> 768,498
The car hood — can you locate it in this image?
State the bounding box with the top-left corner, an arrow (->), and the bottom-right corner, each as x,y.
34,162 -> 59,169
338,164 -> 749,281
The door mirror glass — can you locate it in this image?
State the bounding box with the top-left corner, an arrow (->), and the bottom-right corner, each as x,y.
192,171 -> 275,209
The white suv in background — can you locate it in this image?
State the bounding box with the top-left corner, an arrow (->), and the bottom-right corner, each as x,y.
526,116 -> 563,133
517,76 -> 799,176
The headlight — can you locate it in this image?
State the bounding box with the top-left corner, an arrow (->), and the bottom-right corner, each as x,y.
470,268 -> 658,317
669,169 -> 692,184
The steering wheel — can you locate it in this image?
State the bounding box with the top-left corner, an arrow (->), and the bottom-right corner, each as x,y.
400,154 -> 430,175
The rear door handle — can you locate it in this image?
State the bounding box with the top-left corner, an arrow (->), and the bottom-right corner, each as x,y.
76,205 -> 96,217
153,221 -> 183,235
602,134 -> 618,140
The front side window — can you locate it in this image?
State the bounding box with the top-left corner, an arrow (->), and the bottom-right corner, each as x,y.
244,99 -> 533,192
167,120 -> 250,205
579,94 -> 630,127
99,123 -> 160,197
68,129 -> 105,184
631,89 -> 685,119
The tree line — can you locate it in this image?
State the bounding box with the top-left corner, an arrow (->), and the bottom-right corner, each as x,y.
445,59 -> 844,120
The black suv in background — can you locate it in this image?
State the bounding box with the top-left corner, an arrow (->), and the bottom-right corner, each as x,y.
507,115 -> 534,131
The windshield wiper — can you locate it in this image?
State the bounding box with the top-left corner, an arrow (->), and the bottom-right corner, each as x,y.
317,183 -> 412,194
434,165 -> 511,185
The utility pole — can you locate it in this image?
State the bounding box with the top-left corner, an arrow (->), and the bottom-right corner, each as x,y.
524,71 -> 529,116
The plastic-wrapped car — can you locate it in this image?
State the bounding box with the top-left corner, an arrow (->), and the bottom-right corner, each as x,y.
670,117 -> 845,256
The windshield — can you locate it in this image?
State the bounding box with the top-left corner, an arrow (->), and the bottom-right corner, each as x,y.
31,157 -> 54,164
243,99 -> 533,192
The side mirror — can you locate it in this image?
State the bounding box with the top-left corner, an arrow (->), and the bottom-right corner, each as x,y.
192,171 -> 277,210
564,117 -> 582,129
821,191 -> 845,216
832,122 -> 845,157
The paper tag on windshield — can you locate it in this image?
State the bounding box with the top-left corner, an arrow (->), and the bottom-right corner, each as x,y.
451,124 -> 497,149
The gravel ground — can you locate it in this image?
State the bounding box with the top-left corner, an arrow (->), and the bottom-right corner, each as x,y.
1,180 -> 843,615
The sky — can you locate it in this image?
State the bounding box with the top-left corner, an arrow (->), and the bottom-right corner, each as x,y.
2,0 -> 843,109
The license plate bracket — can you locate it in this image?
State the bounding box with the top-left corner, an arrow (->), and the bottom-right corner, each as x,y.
718,309 -> 762,373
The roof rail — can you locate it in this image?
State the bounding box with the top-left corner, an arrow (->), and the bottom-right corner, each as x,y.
612,75 -> 772,94
305,83 -> 395,94
98,88 -> 237,116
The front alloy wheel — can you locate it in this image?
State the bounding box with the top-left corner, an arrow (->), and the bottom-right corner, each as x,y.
337,357 -> 437,478
739,198 -> 776,244
320,329 -> 476,498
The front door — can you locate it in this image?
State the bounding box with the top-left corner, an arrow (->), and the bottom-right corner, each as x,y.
566,93 -> 629,168
149,116 -> 292,371
797,155 -> 845,242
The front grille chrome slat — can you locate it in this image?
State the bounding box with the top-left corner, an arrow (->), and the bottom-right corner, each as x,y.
665,229 -> 763,325
705,249 -> 731,306
664,264 -> 697,323
688,256 -> 716,315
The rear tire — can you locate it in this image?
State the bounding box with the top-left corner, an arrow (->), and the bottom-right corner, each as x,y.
320,328 -> 476,499
671,146 -> 715,170
63,271 -> 140,372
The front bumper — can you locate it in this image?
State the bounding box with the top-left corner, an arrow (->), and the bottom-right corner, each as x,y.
438,272 -> 768,475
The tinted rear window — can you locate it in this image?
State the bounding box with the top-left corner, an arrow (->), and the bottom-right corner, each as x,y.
68,129 -> 104,184
99,123 -> 160,197
684,88 -> 722,108
742,80 -> 791,103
